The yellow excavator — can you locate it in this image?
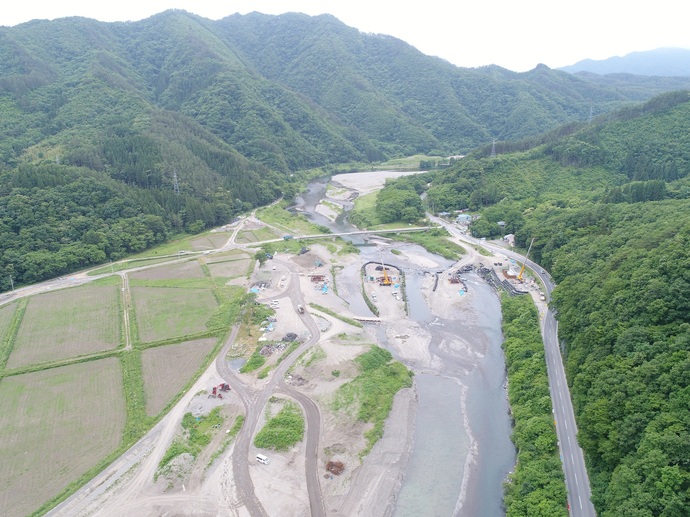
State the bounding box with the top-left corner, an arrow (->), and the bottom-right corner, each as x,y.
517,237 -> 534,282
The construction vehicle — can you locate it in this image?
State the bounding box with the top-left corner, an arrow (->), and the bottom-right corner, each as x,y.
381,267 -> 392,286
517,238 -> 534,282
209,383 -> 231,398
378,250 -> 392,286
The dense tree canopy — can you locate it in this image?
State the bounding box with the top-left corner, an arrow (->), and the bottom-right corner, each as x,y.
421,91 -> 690,515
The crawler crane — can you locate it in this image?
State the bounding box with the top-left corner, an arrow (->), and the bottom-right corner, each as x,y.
378,249 -> 392,286
517,237 -> 534,282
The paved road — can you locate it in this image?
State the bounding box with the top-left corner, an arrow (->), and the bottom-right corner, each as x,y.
430,215 -> 596,516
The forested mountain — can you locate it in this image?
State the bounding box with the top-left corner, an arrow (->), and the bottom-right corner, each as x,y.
3,10 -> 690,290
560,47 -> 690,77
410,90 -> 690,515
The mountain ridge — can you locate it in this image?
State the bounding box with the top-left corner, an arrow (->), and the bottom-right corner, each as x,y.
559,47 -> 690,77
2,10 -> 690,288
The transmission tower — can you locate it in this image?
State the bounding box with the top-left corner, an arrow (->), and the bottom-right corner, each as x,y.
173,170 -> 180,194
490,139 -> 496,158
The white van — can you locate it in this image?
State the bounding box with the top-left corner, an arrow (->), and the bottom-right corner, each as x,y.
256,454 -> 270,465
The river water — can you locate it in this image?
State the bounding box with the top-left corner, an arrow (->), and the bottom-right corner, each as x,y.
292,175 -> 515,516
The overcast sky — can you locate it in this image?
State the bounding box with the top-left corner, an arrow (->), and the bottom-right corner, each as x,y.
2,1 -> 689,72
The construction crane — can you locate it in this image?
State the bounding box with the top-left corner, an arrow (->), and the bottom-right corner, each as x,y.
517,238 -> 534,282
381,266 -> 392,286
378,248 -> 392,286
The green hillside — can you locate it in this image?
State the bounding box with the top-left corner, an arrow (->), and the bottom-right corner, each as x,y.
2,10 -> 690,290
415,90 -> 690,515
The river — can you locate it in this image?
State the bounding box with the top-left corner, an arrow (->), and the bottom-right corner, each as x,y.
293,174 -> 515,516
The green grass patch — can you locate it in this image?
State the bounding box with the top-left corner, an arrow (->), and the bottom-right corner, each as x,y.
332,346 -> 413,457
89,275 -> 124,286
254,401 -> 305,451
308,303 -> 363,328
207,415 -> 245,468
276,341 -> 301,365
121,349 -> 152,443
348,191 -> 381,228
156,407 -> 225,479
240,346 -> 267,373
389,228 -> 465,260
255,200 -> 326,236
205,286 -> 252,331
0,300 -> 23,370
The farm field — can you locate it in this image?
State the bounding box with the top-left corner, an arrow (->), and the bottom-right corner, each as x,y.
0,358 -> 126,517
132,286 -> 218,343
190,233 -> 230,251
205,251 -> 253,279
142,337 -> 219,416
6,285 -> 121,369
128,259 -> 206,281
234,225 -> 282,244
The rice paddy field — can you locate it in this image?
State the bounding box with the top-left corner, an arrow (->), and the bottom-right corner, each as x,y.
142,337 -> 218,416
190,233 -> 231,251
6,285 -> 121,369
205,250 -> 253,278
0,250 -> 242,516
0,358 -> 126,517
131,286 -> 218,343
129,259 -> 206,281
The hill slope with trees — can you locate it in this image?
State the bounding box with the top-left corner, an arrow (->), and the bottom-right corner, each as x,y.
412,90 -> 690,515
2,10 -> 690,289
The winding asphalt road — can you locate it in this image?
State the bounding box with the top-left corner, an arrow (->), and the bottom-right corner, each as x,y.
429,215 -> 597,516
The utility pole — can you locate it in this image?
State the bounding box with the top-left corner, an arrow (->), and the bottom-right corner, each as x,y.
173,170 -> 180,194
